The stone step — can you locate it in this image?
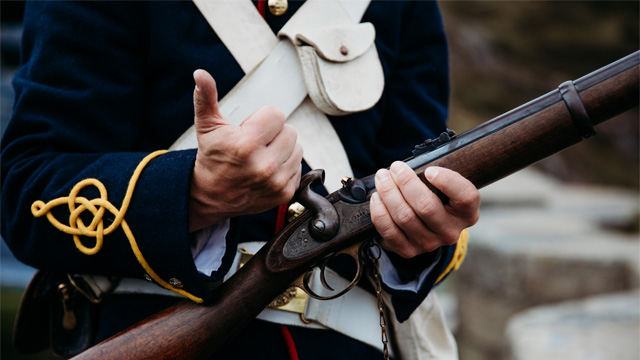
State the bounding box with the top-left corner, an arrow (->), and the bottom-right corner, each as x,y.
504,291 -> 640,360
453,168 -> 639,360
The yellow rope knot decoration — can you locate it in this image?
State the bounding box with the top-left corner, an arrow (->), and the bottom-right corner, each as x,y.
31,150 -> 203,303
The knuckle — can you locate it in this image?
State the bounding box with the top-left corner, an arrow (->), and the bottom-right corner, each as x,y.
441,229 -> 461,246
395,206 -> 416,226
416,196 -> 438,217
395,170 -> 415,187
420,244 -> 439,254
264,106 -> 286,122
457,188 -> 481,208
283,124 -> 298,139
395,247 -> 417,259
234,137 -> 258,159
371,215 -> 395,240
468,211 -> 480,226
257,163 -> 277,181
283,181 -> 297,199
272,175 -> 288,192
415,238 -> 439,254
415,194 -> 436,215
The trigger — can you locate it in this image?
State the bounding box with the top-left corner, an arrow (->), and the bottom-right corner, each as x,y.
319,260 -> 335,292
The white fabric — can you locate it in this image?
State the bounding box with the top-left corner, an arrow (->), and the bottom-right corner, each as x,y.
387,292 -> 459,360
192,219 -> 231,275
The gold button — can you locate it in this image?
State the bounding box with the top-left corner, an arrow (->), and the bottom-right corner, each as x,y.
169,278 -> 183,288
268,0 -> 288,16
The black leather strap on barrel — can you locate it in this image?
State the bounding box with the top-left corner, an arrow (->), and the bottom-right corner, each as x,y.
558,80 -> 596,138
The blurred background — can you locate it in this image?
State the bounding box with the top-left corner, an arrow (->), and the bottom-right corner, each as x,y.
1,1 -> 638,359
439,2 -> 639,360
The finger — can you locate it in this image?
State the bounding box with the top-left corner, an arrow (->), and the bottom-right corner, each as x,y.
193,69 -> 228,132
272,141 -> 304,191
278,161 -> 303,204
255,140 -> 302,197
263,124 -> 299,167
239,106 -> 287,146
369,192 -> 414,257
375,166 -> 434,241
424,166 -> 480,222
386,162 -> 469,242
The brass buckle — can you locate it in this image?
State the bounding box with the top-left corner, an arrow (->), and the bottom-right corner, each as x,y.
237,247 -> 308,315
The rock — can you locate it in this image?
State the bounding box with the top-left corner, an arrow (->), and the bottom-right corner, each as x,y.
504,291 -> 640,360
454,168 -> 639,360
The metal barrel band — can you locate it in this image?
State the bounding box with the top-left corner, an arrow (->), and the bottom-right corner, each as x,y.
558,80 -> 596,138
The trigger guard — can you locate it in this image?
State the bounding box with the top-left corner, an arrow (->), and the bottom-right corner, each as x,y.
301,263 -> 362,301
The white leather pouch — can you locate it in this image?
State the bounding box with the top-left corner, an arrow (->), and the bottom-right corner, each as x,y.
281,20 -> 385,116
294,23 -> 384,116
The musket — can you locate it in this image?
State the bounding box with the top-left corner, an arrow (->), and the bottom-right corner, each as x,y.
71,51 -> 639,359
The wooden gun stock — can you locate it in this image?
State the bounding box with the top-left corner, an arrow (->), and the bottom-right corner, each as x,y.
72,52 -> 639,360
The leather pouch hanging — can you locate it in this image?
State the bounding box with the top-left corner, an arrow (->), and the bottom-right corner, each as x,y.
13,271 -> 97,358
288,23 -> 385,116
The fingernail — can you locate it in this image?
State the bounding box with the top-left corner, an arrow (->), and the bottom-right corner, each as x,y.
193,70 -> 200,91
370,192 -> 381,204
376,169 -> 390,182
390,162 -> 405,175
425,167 -> 439,181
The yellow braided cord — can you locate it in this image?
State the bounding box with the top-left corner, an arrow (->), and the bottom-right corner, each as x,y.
435,228 -> 469,284
31,150 -> 203,303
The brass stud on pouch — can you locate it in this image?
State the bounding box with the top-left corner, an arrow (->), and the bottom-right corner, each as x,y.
268,0 -> 288,16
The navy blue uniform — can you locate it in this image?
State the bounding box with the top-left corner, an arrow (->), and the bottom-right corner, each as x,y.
1,1 -> 454,358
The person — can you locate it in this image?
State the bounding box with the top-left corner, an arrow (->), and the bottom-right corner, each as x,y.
1,1 -> 480,359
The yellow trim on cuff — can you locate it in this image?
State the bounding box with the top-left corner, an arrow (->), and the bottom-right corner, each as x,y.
435,229 -> 469,284
31,150 -> 204,303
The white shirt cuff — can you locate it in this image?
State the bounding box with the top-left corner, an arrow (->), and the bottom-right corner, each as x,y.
191,219 -> 231,276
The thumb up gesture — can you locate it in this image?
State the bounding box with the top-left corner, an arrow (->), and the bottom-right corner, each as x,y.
189,69 -> 303,232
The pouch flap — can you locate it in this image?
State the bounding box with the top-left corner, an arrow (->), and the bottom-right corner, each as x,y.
295,23 -> 376,63
297,44 -> 384,116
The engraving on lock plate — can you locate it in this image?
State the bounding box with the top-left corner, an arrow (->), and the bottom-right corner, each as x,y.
282,201 -> 371,260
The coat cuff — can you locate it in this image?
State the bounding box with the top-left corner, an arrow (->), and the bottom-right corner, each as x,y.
382,229 -> 469,322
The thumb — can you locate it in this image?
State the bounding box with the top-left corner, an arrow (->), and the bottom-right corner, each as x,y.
193,69 -> 228,132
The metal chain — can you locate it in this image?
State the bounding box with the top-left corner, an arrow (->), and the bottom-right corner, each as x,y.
367,241 -> 390,360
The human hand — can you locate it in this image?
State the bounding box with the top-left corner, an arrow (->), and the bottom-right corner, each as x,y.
189,69 -> 303,232
369,161 -> 480,258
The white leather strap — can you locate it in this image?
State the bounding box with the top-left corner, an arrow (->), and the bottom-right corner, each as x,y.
192,0 -> 276,72
173,0 -> 374,191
